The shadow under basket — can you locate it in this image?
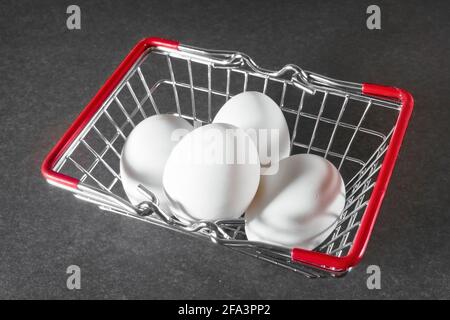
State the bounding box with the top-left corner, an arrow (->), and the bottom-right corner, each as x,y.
41,37 -> 413,278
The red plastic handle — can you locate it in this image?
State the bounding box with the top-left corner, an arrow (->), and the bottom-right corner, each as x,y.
292,83 -> 414,272
41,37 -> 179,189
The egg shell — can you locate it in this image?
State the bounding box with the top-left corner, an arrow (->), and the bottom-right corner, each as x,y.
120,114 -> 193,211
163,123 -> 261,221
213,91 -> 290,172
245,154 -> 346,250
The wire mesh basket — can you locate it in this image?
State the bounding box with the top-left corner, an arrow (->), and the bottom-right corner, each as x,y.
42,37 -> 413,278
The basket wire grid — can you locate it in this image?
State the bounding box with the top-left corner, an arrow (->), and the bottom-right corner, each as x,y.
42,38 -> 412,278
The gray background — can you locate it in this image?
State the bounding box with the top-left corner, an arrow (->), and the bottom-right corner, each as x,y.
1,0 -> 449,299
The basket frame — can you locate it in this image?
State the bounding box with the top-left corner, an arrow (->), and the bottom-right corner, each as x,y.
41,37 -> 413,277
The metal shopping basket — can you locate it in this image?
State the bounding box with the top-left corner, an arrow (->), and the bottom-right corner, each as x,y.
41,37 -> 413,277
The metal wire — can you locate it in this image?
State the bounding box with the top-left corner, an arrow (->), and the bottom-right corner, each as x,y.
53,46 -> 401,277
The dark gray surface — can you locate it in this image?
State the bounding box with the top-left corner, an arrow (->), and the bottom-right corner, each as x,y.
1,0 -> 449,299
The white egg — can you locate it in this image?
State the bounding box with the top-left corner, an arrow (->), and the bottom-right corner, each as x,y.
120,114 -> 193,211
163,123 -> 260,221
245,154 -> 346,250
213,91 -> 290,173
